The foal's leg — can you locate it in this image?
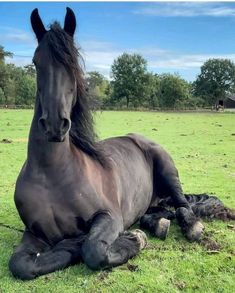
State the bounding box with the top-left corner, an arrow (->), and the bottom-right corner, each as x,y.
151,146 -> 204,241
81,212 -> 147,270
9,230 -> 85,280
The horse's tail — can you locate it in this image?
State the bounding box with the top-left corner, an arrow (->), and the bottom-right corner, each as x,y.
184,193 -> 235,221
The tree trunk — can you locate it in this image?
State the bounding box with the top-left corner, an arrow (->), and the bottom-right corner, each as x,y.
126,96 -> 129,108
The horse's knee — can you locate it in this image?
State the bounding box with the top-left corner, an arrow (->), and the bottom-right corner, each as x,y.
81,240 -> 108,270
9,252 -> 37,280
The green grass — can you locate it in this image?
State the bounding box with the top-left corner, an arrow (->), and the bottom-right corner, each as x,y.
0,110 -> 234,292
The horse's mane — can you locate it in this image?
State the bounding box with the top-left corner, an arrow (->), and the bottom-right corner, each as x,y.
44,22 -> 108,167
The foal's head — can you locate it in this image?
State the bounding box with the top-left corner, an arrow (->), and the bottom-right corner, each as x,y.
31,8 -> 84,142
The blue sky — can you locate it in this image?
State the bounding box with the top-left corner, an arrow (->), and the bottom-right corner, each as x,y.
1,2 -> 235,81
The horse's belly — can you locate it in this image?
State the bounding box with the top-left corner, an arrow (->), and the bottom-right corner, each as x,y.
104,136 -> 154,229
120,172 -> 153,229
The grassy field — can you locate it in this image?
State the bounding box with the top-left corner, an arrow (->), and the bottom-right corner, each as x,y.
0,109 -> 234,293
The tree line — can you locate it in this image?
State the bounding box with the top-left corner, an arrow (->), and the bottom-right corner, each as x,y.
1,45 -> 235,109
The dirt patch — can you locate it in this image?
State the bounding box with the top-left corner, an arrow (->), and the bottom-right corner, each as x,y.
96,271 -> 110,281
127,264 -> 139,272
0,138 -> 28,143
145,242 -> 159,250
118,263 -> 139,272
0,138 -> 12,143
200,236 -> 221,251
173,280 -> 186,290
227,224 -> 235,231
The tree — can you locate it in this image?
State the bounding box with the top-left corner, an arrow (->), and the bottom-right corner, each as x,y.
111,53 -> 148,108
193,59 -> 235,106
0,48 -> 17,105
86,71 -> 110,107
0,45 -> 37,106
4,78 -> 16,105
159,74 -> 191,109
15,75 -> 36,106
0,63 -> 9,92
0,45 -> 13,63
1,64 -> 24,105
143,73 -> 160,109
24,64 -> 36,77
0,87 -> 5,104
86,71 -> 104,89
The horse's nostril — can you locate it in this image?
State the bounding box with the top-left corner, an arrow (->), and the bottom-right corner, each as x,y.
38,118 -> 47,133
62,118 -> 70,132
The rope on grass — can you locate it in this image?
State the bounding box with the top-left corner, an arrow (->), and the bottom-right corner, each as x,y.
0,222 -> 24,233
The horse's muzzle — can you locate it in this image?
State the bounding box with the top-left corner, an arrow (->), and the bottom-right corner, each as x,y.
47,134 -> 65,142
38,116 -> 71,142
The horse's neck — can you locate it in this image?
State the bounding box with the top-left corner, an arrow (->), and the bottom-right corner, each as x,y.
27,102 -> 72,167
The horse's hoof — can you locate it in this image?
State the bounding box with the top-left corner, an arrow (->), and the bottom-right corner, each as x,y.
187,221 -> 204,242
131,229 -> 148,250
155,218 -> 170,240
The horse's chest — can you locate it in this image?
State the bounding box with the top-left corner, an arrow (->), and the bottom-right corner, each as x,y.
15,174 -> 100,243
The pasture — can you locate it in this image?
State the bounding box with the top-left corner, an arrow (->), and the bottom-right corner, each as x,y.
0,109 -> 234,292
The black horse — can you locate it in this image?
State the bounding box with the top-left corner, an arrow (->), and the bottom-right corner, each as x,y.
9,8 -> 234,280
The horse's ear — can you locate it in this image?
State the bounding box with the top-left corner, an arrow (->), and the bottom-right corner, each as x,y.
64,7 -> 76,37
31,8 -> 47,42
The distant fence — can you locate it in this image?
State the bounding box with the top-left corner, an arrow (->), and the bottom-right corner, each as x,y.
0,105 -> 34,109
1,104 -> 233,112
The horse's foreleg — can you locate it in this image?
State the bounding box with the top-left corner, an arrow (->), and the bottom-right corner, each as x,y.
9,230 -> 85,280
81,212 -> 147,270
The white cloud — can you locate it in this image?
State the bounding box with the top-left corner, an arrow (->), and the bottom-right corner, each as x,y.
79,39 -> 122,78
148,53 -> 235,69
5,34 -> 235,81
80,39 -> 235,80
79,39 -> 172,78
133,2 -> 235,17
0,27 -> 34,44
79,40 -> 115,51
5,56 -> 32,67
77,38 -> 235,80
0,26 -> 35,67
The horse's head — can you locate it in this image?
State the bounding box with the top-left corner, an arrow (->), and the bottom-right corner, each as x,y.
31,7 -> 81,142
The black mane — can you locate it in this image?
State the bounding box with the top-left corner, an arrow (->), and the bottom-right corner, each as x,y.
44,22 -> 108,167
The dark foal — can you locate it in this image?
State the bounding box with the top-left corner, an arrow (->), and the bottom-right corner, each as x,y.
9,8 -> 232,280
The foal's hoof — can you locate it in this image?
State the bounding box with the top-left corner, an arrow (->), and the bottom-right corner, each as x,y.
155,218 -> 170,240
186,221 -> 204,242
131,229 -> 147,250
